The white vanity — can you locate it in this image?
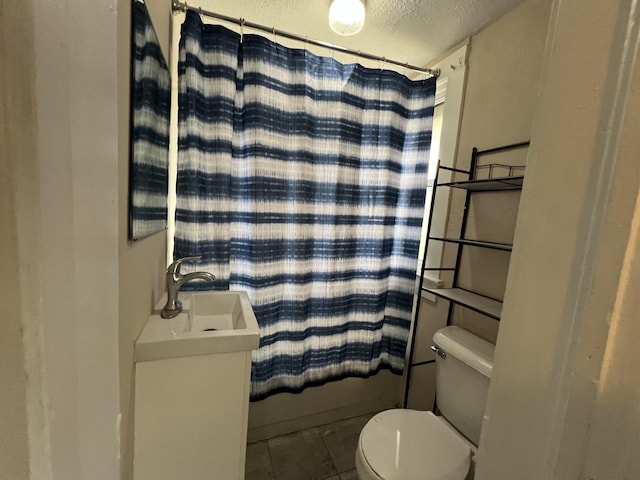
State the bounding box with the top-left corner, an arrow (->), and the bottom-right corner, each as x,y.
133,291 -> 259,480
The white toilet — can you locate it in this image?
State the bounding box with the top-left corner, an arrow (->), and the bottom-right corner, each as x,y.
355,326 -> 495,480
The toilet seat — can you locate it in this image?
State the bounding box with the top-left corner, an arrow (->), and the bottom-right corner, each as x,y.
357,410 -> 471,480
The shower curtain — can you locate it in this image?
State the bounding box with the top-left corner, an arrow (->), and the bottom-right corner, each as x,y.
175,11 -> 435,400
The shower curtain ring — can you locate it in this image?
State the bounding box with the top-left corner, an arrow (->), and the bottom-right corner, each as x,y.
239,18 -> 245,43
272,26 -> 276,43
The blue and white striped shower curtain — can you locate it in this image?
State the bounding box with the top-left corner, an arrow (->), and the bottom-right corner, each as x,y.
175,11 -> 435,400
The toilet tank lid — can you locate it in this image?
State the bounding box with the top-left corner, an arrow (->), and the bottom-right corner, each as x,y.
433,326 -> 495,378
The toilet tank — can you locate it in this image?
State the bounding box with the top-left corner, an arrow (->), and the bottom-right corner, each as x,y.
432,326 -> 495,446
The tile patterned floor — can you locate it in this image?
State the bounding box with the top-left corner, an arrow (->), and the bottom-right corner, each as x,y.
245,413 -> 374,480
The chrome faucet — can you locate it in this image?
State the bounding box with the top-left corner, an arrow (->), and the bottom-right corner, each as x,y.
161,256 -> 216,319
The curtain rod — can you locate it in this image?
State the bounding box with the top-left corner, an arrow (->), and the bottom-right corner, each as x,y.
171,0 -> 440,78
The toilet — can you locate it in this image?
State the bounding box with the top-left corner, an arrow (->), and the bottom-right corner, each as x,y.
355,326 -> 495,480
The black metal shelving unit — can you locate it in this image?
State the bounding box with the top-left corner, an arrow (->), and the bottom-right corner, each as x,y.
403,141 -> 530,407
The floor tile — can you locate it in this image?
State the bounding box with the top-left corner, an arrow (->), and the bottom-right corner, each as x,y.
339,470 -> 359,480
319,414 -> 374,473
268,428 -> 337,480
245,441 -> 274,480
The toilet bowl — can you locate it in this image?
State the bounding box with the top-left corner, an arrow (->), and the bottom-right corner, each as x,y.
355,327 -> 494,480
355,409 -> 471,480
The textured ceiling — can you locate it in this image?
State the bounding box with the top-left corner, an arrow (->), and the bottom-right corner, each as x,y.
191,0 -> 528,69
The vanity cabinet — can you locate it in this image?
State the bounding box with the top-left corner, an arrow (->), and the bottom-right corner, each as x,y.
133,292 -> 259,480
134,351 -> 253,480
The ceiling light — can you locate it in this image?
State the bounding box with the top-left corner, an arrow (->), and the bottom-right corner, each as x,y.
329,0 -> 366,36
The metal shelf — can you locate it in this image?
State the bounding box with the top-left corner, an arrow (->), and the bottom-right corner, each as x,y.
403,141 -> 529,408
423,287 -> 503,320
428,237 -> 513,251
437,175 -> 524,191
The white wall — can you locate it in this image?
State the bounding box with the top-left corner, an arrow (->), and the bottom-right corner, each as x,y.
406,0 -> 552,409
2,0 -> 174,479
1,0 -> 122,478
448,0 -> 552,343
579,42 -> 640,479
477,0 -> 640,478
117,1 -> 171,478
34,0 -> 121,477
0,2 -> 34,478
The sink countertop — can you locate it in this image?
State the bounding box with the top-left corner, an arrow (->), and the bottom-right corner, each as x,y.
135,291 -> 260,362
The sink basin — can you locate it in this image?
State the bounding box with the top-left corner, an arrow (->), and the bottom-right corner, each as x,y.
135,291 -> 260,362
190,292 -> 243,332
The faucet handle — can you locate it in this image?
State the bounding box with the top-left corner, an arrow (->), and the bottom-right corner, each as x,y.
167,256 -> 202,274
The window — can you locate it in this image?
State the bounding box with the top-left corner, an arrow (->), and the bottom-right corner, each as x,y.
415,46 -> 468,284
417,101 -> 445,265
